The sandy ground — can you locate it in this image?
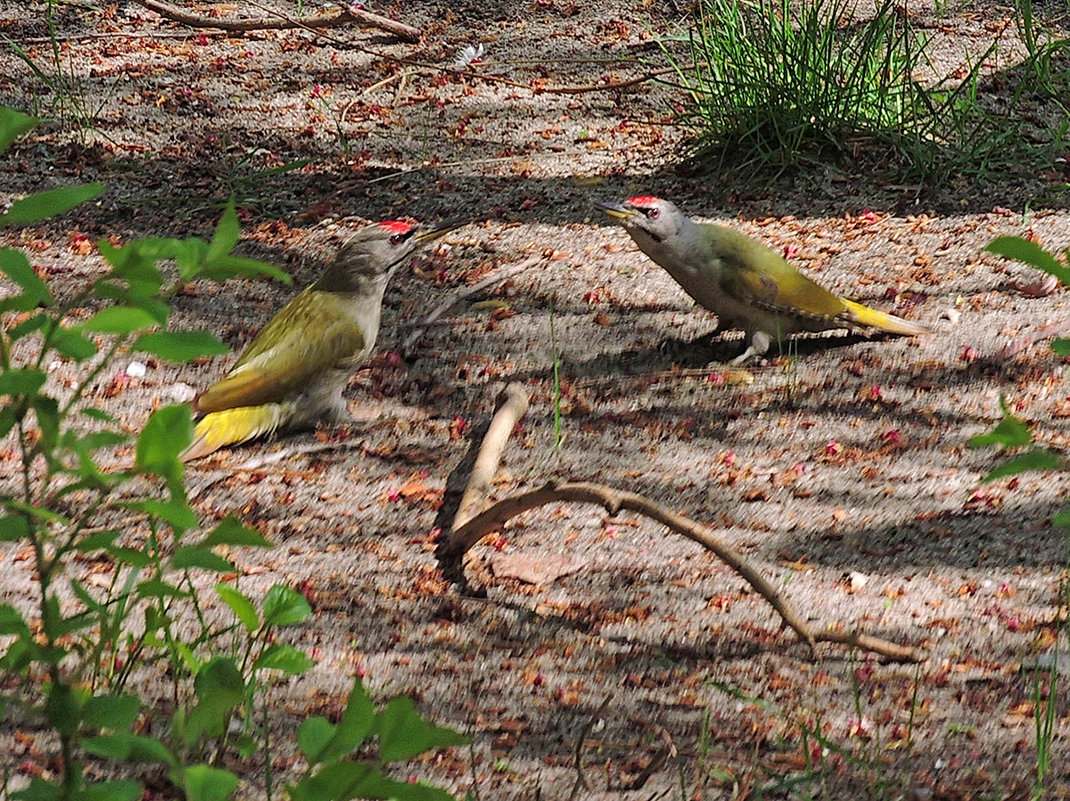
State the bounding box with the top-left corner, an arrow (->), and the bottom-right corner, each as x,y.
1,1 -> 1070,798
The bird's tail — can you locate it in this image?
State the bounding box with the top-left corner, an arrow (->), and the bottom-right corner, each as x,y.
842,299 -> 930,337
181,403 -> 293,462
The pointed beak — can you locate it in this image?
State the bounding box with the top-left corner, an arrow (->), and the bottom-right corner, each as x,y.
415,219 -> 463,245
597,201 -> 633,223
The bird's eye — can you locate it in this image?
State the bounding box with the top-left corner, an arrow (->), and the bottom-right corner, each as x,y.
389,233 -> 404,245
647,207 -> 660,219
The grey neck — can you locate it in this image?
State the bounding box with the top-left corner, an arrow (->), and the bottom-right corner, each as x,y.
312,259 -> 398,294
340,271 -> 392,355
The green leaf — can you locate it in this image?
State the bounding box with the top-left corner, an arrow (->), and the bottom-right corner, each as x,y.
0,404 -> 16,440
132,330 -> 227,363
172,238 -> 210,283
186,657 -> 246,743
200,517 -> 271,549
985,236 -> 1070,286
136,404 -> 192,479
82,693 -> 139,731
0,368 -> 45,396
45,684 -> 79,735
0,107 -> 39,155
968,397 -> 1032,449
375,696 -> 467,763
126,498 -> 199,532
44,594 -> 93,637
983,448 -> 1065,482
252,643 -> 313,675
80,306 -> 159,335
70,578 -> 106,614
0,515 -> 30,542
0,603 -> 30,636
199,254 -> 291,285
33,395 -> 59,452
70,430 -> 128,453
137,578 -> 189,600
95,240 -> 166,297
109,547 -> 152,567
1053,338 -> 1070,356
0,183 -> 105,225
324,679 -> 376,760
297,716 -> 335,764
354,773 -> 458,801
83,732 -> 176,765
9,312 -> 48,341
52,328 -> 98,361
182,765 -> 239,801
1054,506 -> 1070,528
82,406 -> 116,422
207,200 -> 241,265
235,734 -> 258,760
0,247 -> 51,307
262,584 -> 311,627
290,762 -> 376,801
171,546 -> 235,574
10,777 -> 63,801
75,529 -> 119,552
72,780 -> 142,801
6,499 -> 68,525
215,584 -> 259,632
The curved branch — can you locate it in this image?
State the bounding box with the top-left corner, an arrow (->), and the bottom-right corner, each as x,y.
446,482 -> 925,663
452,383 -> 530,531
134,0 -> 421,42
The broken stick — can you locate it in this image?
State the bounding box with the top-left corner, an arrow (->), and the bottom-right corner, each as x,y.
453,382 -> 530,531
135,0 -> 421,42
445,400 -> 924,663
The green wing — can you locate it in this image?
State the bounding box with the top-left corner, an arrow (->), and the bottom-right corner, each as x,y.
714,226 -> 848,320
197,288 -> 365,413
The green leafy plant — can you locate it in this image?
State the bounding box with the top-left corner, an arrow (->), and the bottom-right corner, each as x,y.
661,0 -> 1003,182
1,1 -> 119,142
971,235 -> 1070,800
1014,0 -> 1070,96
0,107 -> 465,801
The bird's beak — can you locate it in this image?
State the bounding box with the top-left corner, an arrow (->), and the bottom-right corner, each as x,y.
597,201 -> 632,222
414,219 -> 463,244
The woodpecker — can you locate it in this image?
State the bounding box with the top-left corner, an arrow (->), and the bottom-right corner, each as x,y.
182,219 -> 452,460
600,196 -> 929,365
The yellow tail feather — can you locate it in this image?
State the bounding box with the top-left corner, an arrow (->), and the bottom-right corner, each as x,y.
842,299 -> 930,337
181,403 -> 293,462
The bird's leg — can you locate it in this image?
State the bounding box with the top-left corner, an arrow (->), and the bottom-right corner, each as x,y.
728,329 -> 772,366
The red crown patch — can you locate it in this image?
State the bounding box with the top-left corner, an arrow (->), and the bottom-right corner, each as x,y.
379,220 -> 414,234
626,195 -> 661,207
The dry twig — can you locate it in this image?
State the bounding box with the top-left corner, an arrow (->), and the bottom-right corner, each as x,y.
402,255 -> 541,355
452,383 -> 530,531
134,0 -> 420,42
448,480 -> 922,662
445,401 -> 924,663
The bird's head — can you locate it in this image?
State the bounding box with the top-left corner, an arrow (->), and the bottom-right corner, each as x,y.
317,219 -> 456,292
598,196 -> 688,247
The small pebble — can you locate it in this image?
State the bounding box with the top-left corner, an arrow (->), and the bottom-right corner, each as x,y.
168,382 -> 197,403
126,360 -> 147,378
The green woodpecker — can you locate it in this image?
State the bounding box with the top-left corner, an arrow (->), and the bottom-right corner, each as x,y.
182,219 -> 452,461
600,196 -> 929,365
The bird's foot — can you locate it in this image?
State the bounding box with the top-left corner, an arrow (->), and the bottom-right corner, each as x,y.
728,331 -> 772,366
